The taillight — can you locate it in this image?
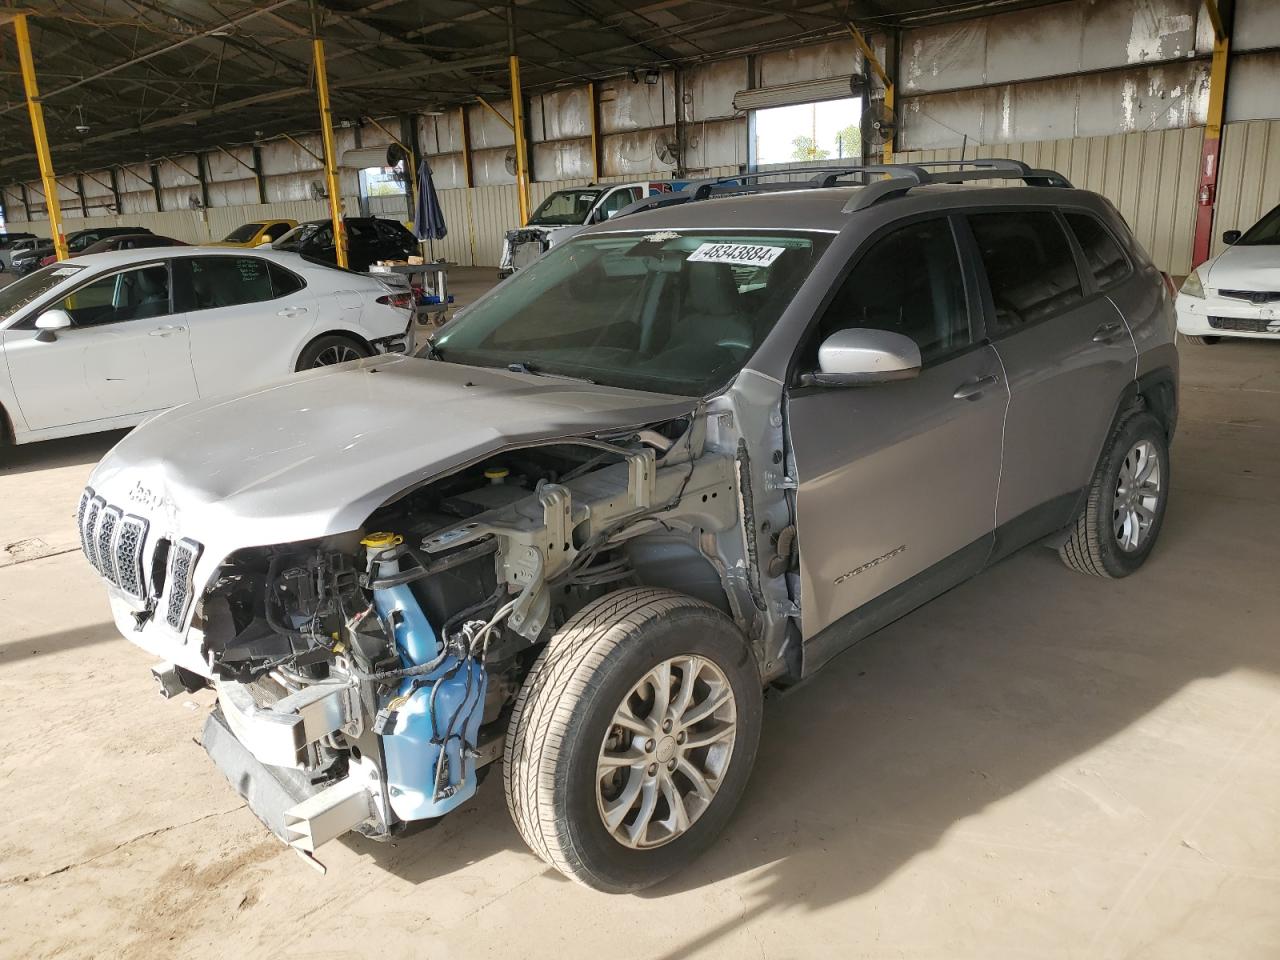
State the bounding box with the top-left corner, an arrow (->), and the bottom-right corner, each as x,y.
376,292 -> 414,311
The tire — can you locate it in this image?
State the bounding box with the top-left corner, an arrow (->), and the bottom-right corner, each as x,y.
1182,334 -> 1220,345
503,588 -> 763,893
295,334 -> 371,370
1059,410 -> 1170,578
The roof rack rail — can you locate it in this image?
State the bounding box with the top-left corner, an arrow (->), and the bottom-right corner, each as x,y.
610,159 -> 1072,220
837,159 -> 1071,212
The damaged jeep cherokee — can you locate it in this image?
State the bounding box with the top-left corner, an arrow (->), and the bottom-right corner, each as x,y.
81,161 -> 1178,892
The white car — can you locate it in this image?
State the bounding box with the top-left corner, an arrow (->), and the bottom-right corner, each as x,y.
1176,203 -> 1280,343
497,181 -> 672,277
0,247 -> 417,446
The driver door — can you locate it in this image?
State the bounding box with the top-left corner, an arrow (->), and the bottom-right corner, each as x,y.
785,217 -> 1008,666
2,261 -> 198,430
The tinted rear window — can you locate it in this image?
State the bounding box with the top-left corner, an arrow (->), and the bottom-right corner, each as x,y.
969,211 -> 1084,334
1065,213 -> 1129,289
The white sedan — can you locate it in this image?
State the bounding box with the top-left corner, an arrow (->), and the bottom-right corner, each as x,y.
1176,202 -> 1280,344
0,247 -> 417,446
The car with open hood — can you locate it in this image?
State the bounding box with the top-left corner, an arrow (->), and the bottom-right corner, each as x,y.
80,160 -> 1177,892
497,181 -> 672,278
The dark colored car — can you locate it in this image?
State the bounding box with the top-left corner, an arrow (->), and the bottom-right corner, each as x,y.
20,226 -> 155,273
78,234 -> 186,256
272,216 -> 417,272
0,232 -> 37,249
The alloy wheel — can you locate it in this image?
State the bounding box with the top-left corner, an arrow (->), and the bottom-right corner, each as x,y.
1114,439 -> 1162,552
596,655 -> 738,850
313,343 -> 362,367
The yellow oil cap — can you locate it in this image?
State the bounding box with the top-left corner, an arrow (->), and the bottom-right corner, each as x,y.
484,466 -> 510,481
360,531 -> 403,548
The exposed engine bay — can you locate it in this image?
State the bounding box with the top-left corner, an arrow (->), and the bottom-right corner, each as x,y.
181,415 -> 756,857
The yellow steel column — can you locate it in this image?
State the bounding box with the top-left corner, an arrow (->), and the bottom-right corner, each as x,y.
846,22 -> 894,165
509,54 -> 531,224
310,6 -> 347,268
1193,0 -> 1231,266
882,83 -> 895,164
13,14 -> 68,261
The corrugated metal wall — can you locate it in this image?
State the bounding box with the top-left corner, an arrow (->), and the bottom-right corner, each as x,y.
901,127 -> 1204,276
1213,119 -> 1280,258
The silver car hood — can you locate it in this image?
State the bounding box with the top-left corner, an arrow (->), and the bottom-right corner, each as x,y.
88,355 -> 696,557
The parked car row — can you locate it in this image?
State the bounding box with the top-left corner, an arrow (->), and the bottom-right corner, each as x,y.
0,244 -> 418,446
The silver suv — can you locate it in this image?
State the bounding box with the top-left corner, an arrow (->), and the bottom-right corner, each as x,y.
81,160 -> 1177,892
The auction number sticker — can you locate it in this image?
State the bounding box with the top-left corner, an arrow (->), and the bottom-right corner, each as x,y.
687,242 -> 785,267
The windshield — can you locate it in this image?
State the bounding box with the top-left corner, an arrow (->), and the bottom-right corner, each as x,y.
224,223 -> 264,242
528,189 -> 603,227
1237,205 -> 1280,246
274,222 -> 328,250
434,231 -> 829,395
0,264 -> 82,324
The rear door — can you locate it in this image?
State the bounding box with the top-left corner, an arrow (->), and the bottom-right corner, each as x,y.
787,216 -> 1007,648
2,261 -> 197,429
174,254 -> 316,394
966,209 -> 1137,532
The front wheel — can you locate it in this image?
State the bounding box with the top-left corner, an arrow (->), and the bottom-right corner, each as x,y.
503,588 -> 763,893
1059,410 -> 1170,578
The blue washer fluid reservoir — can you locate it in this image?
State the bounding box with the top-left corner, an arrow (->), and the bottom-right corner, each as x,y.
362,533 -> 487,822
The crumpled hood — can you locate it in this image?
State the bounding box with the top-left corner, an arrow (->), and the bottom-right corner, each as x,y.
88,355 -> 696,555
1205,244 -> 1280,291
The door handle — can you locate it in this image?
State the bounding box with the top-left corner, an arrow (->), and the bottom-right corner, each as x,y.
1092,321 -> 1126,343
277,307 -> 309,317
148,325 -> 184,337
953,374 -> 999,400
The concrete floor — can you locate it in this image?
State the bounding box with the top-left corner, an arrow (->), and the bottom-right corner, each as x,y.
1,307 -> 1278,959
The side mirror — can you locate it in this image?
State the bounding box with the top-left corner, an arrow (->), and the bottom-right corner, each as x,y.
1222,229 -> 1241,245
34,308 -> 72,342
803,328 -> 922,387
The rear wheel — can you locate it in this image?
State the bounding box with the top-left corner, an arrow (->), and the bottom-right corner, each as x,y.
1181,334 -> 1220,345
296,334 -> 371,370
1059,411 -> 1169,578
503,588 -> 762,893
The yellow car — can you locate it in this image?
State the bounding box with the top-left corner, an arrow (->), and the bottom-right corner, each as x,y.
212,219 -> 297,248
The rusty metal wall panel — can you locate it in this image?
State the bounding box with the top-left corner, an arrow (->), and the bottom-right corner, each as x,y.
1234,0 -> 1280,51
1226,51 -> 1280,123
602,130 -> 676,177
534,86 -> 593,142
902,60 -> 1210,150
421,112 -> 462,155
423,153 -> 466,191
903,0 -> 1209,96
759,38 -> 860,88
471,147 -> 515,186
598,73 -> 673,134
1215,120 -> 1280,257
684,118 -> 745,173
686,59 -> 748,120
531,137 -> 593,180
901,126 -> 1202,274
468,101 -> 515,149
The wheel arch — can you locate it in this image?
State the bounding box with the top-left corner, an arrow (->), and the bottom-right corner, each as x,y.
293,329 -> 374,370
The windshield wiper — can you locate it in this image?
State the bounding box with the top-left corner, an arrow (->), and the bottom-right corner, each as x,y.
506,361 -> 595,384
